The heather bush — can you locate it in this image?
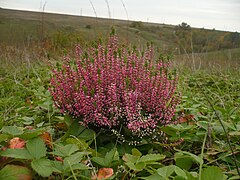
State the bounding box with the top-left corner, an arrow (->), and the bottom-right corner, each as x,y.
50,35 -> 180,141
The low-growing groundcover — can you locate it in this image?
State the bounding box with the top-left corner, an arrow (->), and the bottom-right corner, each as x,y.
0,35 -> 240,179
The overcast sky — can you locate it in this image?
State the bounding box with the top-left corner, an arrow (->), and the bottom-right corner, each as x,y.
1,0 -> 240,32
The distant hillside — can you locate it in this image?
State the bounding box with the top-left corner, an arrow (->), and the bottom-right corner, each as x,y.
0,8 -> 240,55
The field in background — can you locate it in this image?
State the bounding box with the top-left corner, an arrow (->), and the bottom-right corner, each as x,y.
1,8 -> 240,72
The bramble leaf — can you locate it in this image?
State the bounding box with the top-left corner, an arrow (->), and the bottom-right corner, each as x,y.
201,166 -> 224,180
157,165 -> 175,178
139,154 -> 166,163
0,148 -> 32,159
0,165 -> 32,180
1,126 -> 24,136
26,137 -> 46,159
31,158 -> 53,177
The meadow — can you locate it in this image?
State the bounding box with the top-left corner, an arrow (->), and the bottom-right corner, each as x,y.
0,8 -> 240,180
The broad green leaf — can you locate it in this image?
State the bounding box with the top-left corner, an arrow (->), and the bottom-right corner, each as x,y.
0,165 -> 32,180
132,148 -> 142,157
139,154 -> 165,163
174,166 -> 187,179
52,144 -> 79,157
26,137 -> 46,159
60,120 -> 85,141
64,115 -> 73,127
125,161 -> 145,172
0,134 -> 9,143
157,165 -> 175,178
63,152 -> 84,169
105,148 -> 119,166
201,166 -> 224,180
197,121 -> 209,130
51,161 -> 64,173
185,171 -> 198,180
141,173 -> 165,180
78,128 -> 95,141
161,124 -> 192,136
135,161 -> 146,171
92,157 -> 106,167
175,151 -> 203,165
0,148 -> 32,159
122,153 -> 139,163
19,129 -> 45,139
117,143 -> 132,156
173,176 -> 187,180
125,162 -> 138,171
31,158 -> 53,177
69,163 -> 90,171
1,126 -> 24,136
175,152 -> 193,170
160,126 -> 178,136
65,138 -> 89,150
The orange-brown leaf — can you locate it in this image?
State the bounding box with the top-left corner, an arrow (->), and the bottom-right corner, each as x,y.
9,137 -> 26,149
93,168 -> 114,180
40,132 -> 53,149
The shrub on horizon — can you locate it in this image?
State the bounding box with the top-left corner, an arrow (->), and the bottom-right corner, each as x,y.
49,35 -> 180,141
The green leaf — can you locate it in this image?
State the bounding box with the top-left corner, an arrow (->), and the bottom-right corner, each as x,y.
185,171 -> 198,180
51,161 -> 64,173
26,137 -> 46,159
132,148 -> 142,157
60,120 -> 85,141
0,134 -> 9,143
0,148 -> 32,159
69,163 -> 90,171
160,126 -> 178,136
141,173 -> 165,180
64,115 -> 73,127
51,144 -> 80,157
19,129 -> 45,139
92,157 -> 106,167
1,126 -> 24,136
78,128 -> 95,141
125,161 -> 146,172
0,165 -> 32,180
65,138 -> 89,150
174,176 -> 187,180
122,153 -> 139,163
63,152 -> 84,169
157,165 -> 175,178
31,158 -> 53,177
174,166 -> 187,179
175,153 -> 193,170
197,121 -> 209,130
201,166 -> 224,180
117,143 -> 132,156
104,148 -> 119,166
161,124 -> 192,136
139,154 -> 166,163
135,161 -> 146,171
175,151 -> 203,165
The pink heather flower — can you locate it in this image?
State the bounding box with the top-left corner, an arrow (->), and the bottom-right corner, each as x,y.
50,35 -> 180,138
